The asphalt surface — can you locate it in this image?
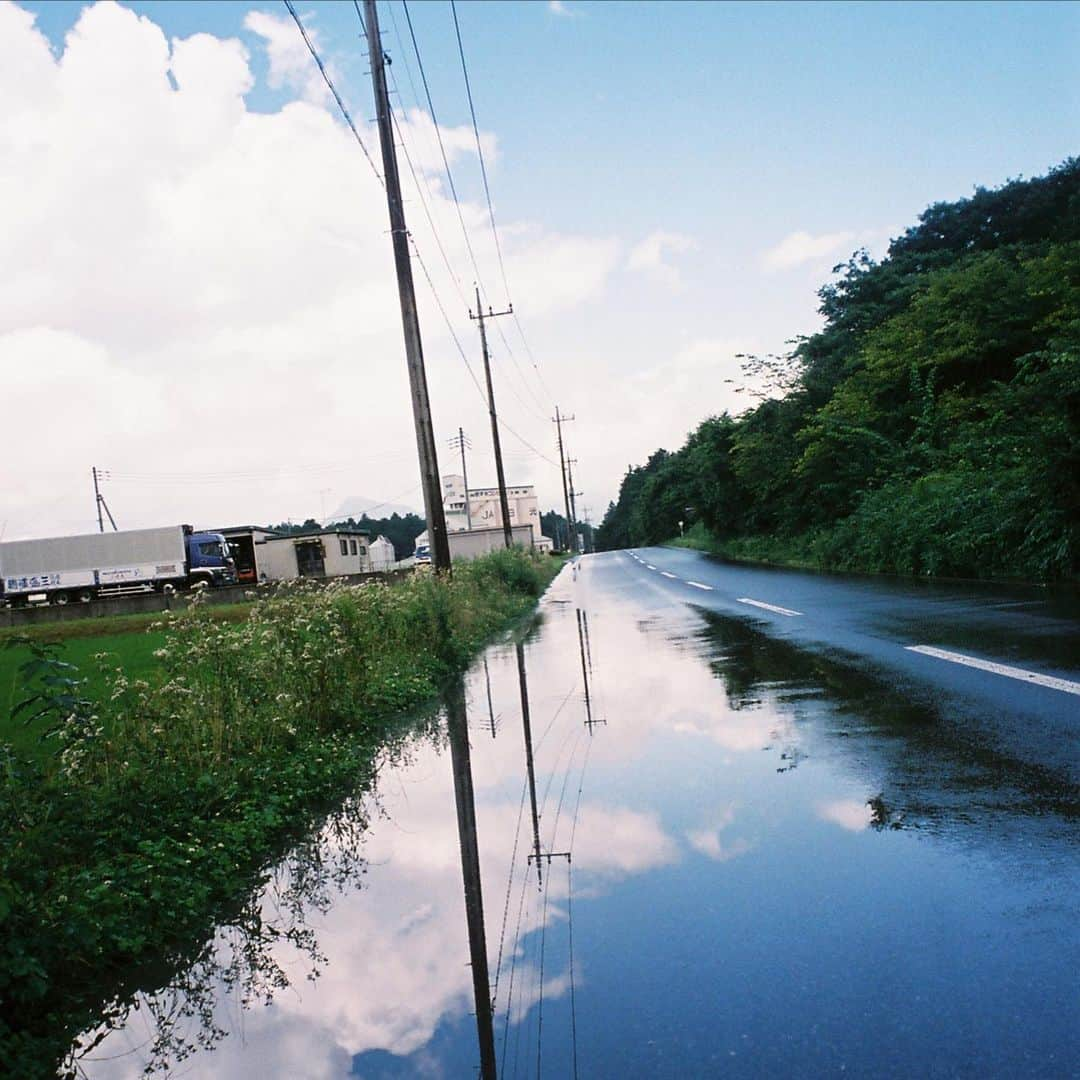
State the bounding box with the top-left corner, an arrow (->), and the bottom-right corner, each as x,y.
607,546 -> 1080,784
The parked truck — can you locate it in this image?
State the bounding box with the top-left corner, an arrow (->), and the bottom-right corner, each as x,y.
0,525 -> 235,607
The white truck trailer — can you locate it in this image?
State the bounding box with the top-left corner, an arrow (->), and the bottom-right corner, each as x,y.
0,526 -> 235,607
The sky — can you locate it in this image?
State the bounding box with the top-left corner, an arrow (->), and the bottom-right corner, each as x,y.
2,0 -> 1078,540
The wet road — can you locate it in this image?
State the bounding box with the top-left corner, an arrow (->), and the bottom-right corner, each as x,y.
78,553 -> 1080,1079
624,546 -> 1080,783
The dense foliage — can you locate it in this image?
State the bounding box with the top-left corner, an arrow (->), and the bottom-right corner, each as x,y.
597,159 -> 1080,580
541,508 -> 595,552
0,550 -> 555,1078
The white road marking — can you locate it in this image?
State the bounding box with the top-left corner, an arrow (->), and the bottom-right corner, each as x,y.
737,597 -> 802,617
687,581 -> 712,591
646,564 -> 657,570
661,571 -> 677,579
905,645 -> 1080,696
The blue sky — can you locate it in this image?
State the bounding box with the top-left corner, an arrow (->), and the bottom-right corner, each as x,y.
4,0 -> 1078,536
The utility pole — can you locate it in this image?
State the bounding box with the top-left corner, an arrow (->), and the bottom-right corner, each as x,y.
92,466 -> 104,533
449,428 -> 472,530
364,0 -> 451,573
582,506 -> 593,554
92,467 -> 118,532
552,407 -> 576,554
469,286 -> 514,549
566,457 -> 582,553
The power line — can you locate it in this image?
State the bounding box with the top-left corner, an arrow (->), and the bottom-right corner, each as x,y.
283,0 -> 382,185
449,0 -> 557,412
401,0 -> 487,291
288,0 -> 559,480
400,2 -> 552,434
450,0 -> 510,305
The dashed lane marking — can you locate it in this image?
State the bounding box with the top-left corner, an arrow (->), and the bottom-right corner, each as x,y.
905,645 -> 1080,696
737,597 -> 802,617
646,564 -> 657,570
687,581 -> 712,591
661,571 -> 677,579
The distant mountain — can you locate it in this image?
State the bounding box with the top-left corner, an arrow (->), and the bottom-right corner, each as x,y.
330,495 -> 418,521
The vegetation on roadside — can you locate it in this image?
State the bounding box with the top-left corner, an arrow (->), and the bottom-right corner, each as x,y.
597,159 -> 1080,581
0,550 -> 556,1078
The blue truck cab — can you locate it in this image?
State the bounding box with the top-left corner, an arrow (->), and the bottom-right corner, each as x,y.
184,528 -> 237,587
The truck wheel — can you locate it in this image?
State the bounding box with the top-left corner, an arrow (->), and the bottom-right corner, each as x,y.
52,591 -> 70,606
78,590 -> 93,603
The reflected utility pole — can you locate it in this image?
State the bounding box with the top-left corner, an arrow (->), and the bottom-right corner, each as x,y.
515,641 -> 544,889
444,680 -> 497,1079
577,608 -> 604,733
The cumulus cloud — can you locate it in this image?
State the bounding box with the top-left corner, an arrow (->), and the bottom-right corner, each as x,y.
760,229 -> 857,271
627,229 -> 697,289
244,8 -> 328,103
0,1 -> 617,539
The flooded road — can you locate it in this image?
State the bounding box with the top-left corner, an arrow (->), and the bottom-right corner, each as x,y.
79,554 -> 1079,1078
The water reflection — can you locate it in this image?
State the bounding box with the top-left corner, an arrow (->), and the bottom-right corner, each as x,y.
695,609 -> 1079,837
444,677 -> 497,1078
72,556 -> 1079,1078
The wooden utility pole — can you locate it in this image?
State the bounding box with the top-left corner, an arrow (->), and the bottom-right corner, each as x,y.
92,466 -> 104,533
449,427 -> 472,530
364,0 -> 451,573
566,457 -> 582,552
470,287 -> 514,549
553,407 -> 576,553
91,466 -> 117,532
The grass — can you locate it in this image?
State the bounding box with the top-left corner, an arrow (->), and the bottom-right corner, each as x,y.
0,550 -> 559,1079
667,523 -> 824,569
1,606 -> 254,762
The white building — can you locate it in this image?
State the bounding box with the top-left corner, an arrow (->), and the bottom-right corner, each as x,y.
441,474 -> 541,535
369,535 -> 397,571
219,527 -> 371,582
414,524 -> 538,563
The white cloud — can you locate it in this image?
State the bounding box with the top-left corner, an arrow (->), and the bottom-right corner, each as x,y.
244,9 -> 328,104
548,0 -> 580,16
0,1 -> 618,540
760,229 -> 857,271
627,229 -> 697,290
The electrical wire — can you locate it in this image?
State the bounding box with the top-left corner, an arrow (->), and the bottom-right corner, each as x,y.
449,0 -> 558,412
401,0 -> 487,291
288,0 -> 561,478
283,0 -> 382,186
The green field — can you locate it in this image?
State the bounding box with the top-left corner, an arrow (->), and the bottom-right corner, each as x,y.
1,608 -> 250,760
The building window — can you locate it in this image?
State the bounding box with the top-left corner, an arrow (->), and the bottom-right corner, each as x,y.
340,539 -> 348,556
350,539 -> 358,555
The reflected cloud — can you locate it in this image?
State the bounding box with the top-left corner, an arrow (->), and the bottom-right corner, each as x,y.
685,804 -> 754,861
817,799 -> 873,832
570,805 -> 680,877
